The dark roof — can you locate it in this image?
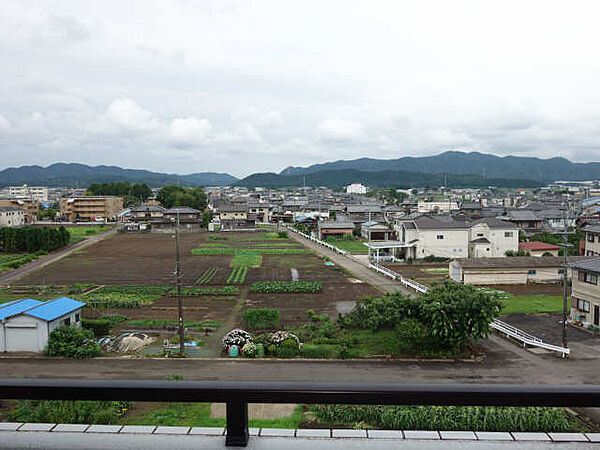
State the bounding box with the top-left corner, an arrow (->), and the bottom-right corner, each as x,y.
346,205 -> 382,213
455,256 -> 593,269
505,210 -> 540,221
470,238 -> 490,244
414,216 -> 470,230
582,225 -> 600,233
318,221 -> 355,230
218,204 -> 248,212
165,207 -> 200,214
472,218 -> 517,229
130,205 -> 166,213
461,201 -> 482,210
566,257 -> 600,273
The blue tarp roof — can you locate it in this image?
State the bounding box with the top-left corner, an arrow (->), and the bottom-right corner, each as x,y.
0,299 -> 43,320
25,297 -> 85,321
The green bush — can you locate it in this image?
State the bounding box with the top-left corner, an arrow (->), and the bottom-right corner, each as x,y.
68,283 -> 96,294
275,338 -> 299,358
0,226 -> 70,253
242,309 -> 280,330
300,344 -> 333,358
277,231 -> 288,238
45,326 -> 101,359
395,318 -> 437,355
8,400 -> 123,425
82,319 -> 112,337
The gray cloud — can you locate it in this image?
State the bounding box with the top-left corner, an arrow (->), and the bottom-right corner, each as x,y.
0,0 -> 600,177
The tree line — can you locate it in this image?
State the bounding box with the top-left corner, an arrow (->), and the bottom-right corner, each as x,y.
0,226 -> 70,253
86,182 -> 152,207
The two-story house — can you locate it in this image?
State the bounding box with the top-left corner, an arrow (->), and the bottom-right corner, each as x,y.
582,225 -> 600,256
568,257 -> 600,327
219,204 -> 256,231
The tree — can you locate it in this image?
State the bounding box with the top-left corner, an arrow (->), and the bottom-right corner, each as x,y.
201,210 -> 213,228
156,185 -> 207,210
45,325 -> 101,359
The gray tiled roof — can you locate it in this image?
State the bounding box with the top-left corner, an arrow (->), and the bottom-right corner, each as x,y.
456,256 -> 593,269
566,257 -> 600,273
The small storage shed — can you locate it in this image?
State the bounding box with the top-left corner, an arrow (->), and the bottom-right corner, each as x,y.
0,297 -> 85,352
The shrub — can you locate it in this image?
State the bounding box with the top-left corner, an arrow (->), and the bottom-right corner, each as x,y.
242,309 -> 280,330
45,326 -> 101,359
242,342 -> 257,358
300,344 -> 333,359
82,319 -> 112,337
277,231 -> 288,238
276,338 -> 300,358
8,400 -> 123,425
270,331 -> 300,347
395,318 -> 436,355
68,283 -> 96,294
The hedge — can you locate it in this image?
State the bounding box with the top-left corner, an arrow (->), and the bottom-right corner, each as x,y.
0,226 -> 70,253
242,309 -> 280,330
300,344 -> 334,359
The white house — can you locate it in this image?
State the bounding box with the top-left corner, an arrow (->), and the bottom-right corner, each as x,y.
417,200 -> 459,214
0,297 -> 85,352
0,206 -> 25,227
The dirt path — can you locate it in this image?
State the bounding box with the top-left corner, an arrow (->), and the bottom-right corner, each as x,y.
0,228 -> 118,285
288,232 -> 414,296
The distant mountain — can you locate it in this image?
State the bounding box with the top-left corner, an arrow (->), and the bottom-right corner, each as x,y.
0,163 -> 238,188
236,169 -> 544,189
280,151 -> 600,182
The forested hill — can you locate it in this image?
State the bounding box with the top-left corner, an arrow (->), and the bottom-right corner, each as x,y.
280,151 -> 600,182
235,169 -> 544,189
0,163 -> 238,187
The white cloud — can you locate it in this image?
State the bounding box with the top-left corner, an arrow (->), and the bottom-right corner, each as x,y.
170,117 -> 212,145
318,119 -> 365,142
0,115 -> 11,131
104,98 -> 159,132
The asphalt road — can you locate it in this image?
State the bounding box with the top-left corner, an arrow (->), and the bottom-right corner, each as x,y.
1,335 -> 598,385
0,228 -> 117,285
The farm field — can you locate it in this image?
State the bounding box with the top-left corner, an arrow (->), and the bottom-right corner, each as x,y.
7,230 -> 379,356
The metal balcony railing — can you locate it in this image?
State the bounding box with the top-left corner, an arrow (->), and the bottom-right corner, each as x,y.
1,379 -> 599,447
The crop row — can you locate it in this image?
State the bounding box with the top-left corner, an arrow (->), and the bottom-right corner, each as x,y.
196,267 -> 219,284
0,253 -> 40,271
175,286 -> 240,296
89,285 -> 171,295
83,294 -> 151,309
226,267 -> 248,284
250,281 -> 322,293
192,247 -> 310,256
127,319 -> 221,330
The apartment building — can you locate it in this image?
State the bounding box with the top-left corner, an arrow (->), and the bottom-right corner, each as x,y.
417,200 -> 459,214
5,185 -> 49,202
59,196 -> 123,221
568,258 -> 600,327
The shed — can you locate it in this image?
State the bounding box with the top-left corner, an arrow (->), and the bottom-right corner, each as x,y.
0,297 -> 85,352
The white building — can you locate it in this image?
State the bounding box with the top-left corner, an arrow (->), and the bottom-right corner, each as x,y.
417,200 -> 459,214
346,183 -> 367,195
5,185 -> 49,202
0,206 -> 25,227
0,297 -> 85,353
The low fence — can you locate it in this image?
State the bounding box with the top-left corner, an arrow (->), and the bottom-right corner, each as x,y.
490,319 -> 570,357
0,379 -> 598,447
285,226 -> 349,256
368,262 -> 429,293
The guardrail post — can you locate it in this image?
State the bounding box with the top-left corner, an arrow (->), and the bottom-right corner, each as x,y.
225,401 -> 249,447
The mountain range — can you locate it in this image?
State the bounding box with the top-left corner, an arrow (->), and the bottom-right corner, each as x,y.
280,151 -> 600,182
1,151 -> 599,188
0,163 -> 237,188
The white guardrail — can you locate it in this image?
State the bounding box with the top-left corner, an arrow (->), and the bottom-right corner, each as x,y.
287,225 -> 570,356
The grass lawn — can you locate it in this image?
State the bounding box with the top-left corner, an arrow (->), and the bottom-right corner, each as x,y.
501,295 -> 564,314
122,403 -> 303,429
348,329 -> 400,355
68,226 -> 111,243
324,238 -> 368,254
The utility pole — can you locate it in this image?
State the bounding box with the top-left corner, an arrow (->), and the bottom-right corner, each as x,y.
559,199 -> 572,355
174,209 -> 185,356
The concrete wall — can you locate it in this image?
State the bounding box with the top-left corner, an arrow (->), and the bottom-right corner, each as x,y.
462,270 -> 527,285
416,229 -> 469,259
469,223 -> 519,257
584,231 -> 600,256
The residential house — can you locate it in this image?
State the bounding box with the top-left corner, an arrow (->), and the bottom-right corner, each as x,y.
0,297 -> 85,352
219,204 -> 256,231
0,206 -> 25,227
361,221 -> 394,241
502,210 -> 542,234
519,241 -> 560,257
247,203 -> 273,223
568,258 -> 600,327
0,199 -> 39,223
417,200 -> 459,214
130,205 -> 166,221
346,205 -> 383,223
318,220 -> 355,240
582,225 -> 600,256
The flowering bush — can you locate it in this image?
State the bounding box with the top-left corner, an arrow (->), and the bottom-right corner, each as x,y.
222,329 -> 254,350
270,331 -> 300,347
242,342 -> 257,358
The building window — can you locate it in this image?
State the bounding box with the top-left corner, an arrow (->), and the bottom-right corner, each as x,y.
437,235 -> 444,240
588,234 -> 595,243
579,270 -> 598,284
528,270 -> 536,275
504,232 -> 513,238
75,313 -> 80,322
477,233 -> 484,237
578,299 -> 591,312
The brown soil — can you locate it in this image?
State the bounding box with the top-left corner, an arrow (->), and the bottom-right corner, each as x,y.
485,283 -> 564,296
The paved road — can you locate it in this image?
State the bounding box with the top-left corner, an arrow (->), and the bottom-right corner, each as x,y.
288,231 -> 413,296
1,335 -> 598,384
0,228 -> 117,285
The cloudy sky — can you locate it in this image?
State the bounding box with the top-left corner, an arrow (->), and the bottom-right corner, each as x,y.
1,0 -> 600,177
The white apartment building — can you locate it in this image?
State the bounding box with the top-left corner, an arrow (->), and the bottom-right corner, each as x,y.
346,183 -> 367,195
5,185 -> 49,202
